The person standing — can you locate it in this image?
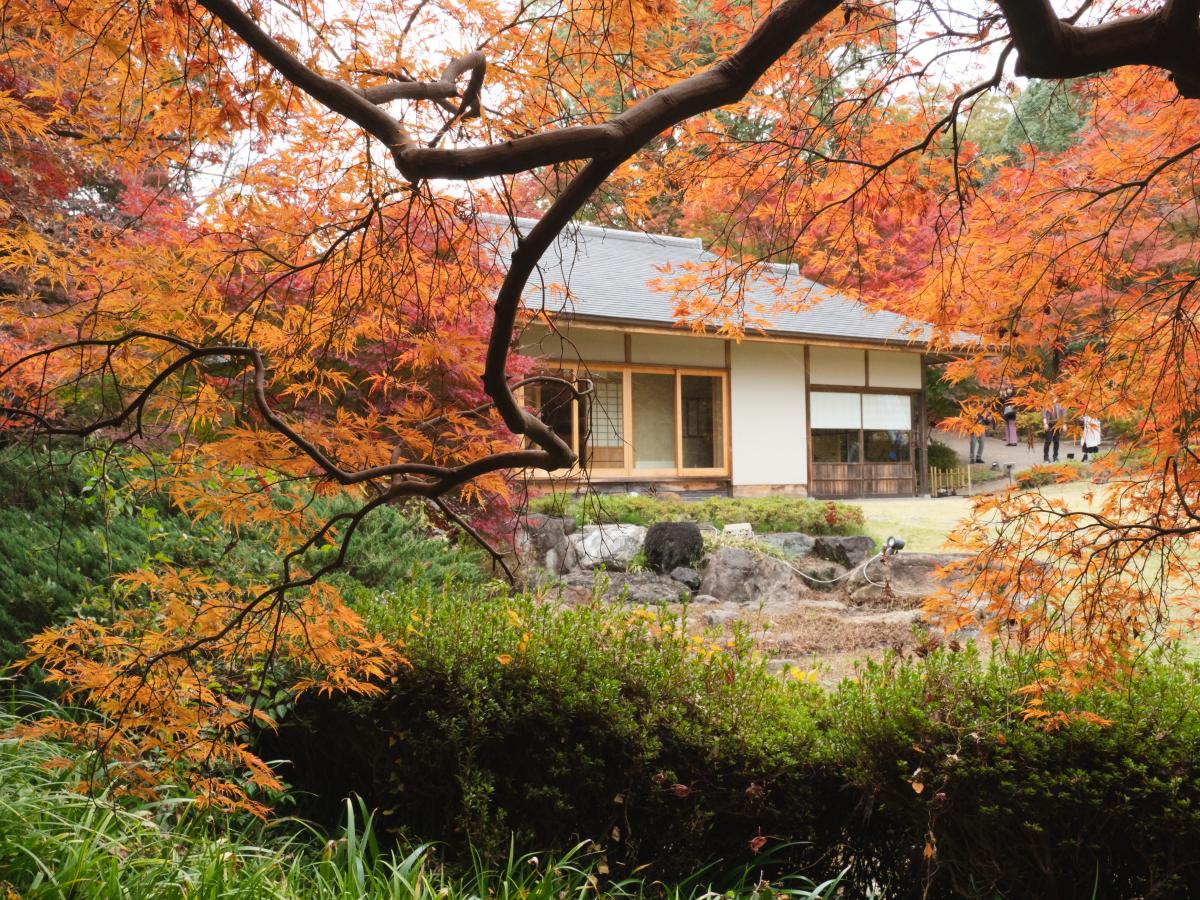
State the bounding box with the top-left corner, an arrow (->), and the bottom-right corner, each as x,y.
1081,414 -> 1101,461
1043,396 -> 1065,463
969,410 -> 991,464
1000,383 -> 1018,446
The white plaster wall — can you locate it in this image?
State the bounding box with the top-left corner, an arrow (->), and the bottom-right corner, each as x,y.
868,350 -> 922,389
809,346 -> 866,386
630,333 -> 725,367
519,324 -> 625,364
730,342 -> 807,486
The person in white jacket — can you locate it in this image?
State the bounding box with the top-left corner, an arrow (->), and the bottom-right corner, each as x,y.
1081,415 -> 1102,462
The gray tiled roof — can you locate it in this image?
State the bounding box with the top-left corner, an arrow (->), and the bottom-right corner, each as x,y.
481,214 -> 934,347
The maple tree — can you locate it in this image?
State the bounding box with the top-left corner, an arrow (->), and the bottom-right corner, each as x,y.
2,0 -> 1200,805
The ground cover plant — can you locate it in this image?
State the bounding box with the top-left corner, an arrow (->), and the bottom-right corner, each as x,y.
527,494 -> 866,535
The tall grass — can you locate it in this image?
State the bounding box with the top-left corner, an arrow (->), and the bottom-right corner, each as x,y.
0,701 -> 845,899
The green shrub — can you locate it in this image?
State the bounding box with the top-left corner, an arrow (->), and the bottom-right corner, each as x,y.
1015,460 -> 1085,488
528,493 -> 864,535
0,702 -> 844,898
823,647 -> 1200,898
309,500 -> 486,601
261,586 -> 828,879
0,446 -> 483,669
926,439 -> 960,470
264,591 -> 1200,897
0,448 -> 184,666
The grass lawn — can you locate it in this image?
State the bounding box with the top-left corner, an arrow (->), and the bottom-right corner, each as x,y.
856,481 -> 1106,553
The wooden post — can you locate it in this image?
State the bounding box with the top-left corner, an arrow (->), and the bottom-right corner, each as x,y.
917,353 -> 930,496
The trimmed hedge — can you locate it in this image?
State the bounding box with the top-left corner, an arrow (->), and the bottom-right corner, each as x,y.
0,706 -> 847,899
262,589 -> 826,875
528,494 -> 865,535
264,586 -> 1200,898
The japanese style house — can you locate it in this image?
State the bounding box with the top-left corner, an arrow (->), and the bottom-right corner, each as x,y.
490,215 -> 942,499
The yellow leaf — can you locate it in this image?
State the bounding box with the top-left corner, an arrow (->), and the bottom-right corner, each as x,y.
912,781 -> 925,794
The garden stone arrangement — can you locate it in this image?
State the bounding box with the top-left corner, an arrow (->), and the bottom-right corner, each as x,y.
519,514 -> 968,671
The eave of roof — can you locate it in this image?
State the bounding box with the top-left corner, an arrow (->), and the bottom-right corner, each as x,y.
480,213 -> 964,351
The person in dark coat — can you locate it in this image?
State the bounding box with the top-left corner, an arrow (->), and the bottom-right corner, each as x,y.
1043,396 -> 1066,463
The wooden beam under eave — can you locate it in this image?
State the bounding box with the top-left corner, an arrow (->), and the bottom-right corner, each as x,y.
538,316 -> 947,355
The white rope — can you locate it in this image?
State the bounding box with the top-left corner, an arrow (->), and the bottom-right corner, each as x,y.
711,535 -> 904,588
857,555 -> 891,588
754,546 -> 892,585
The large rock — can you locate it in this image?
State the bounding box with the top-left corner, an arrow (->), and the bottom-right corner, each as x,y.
698,546 -> 810,605
520,514 -> 578,574
703,608 -> 742,627
669,566 -> 702,590
846,552 -> 968,608
644,522 -> 704,574
812,535 -> 877,568
789,557 -> 848,593
757,532 -> 815,558
555,570 -> 690,605
569,524 -> 647,570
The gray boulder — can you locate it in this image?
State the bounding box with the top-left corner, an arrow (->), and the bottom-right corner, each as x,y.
812,535 -> 877,568
570,524 -> 647,570
520,514 -> 578,574
698,546 -> 810,605
556,570 -> 689,605
757,532 -> 815,558
703,607 -> 742,627
669,566 -> 702,590
789,557 -> 848,593
846,552 -> 968,607
644,522 -> 704,573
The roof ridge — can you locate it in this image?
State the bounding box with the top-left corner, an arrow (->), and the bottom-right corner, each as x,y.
475,212 -> 704,250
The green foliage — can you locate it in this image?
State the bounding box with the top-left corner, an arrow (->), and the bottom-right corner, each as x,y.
265,591 -> 1200,897
823,647 -> 1200,898
0,446 -> 483,669
998,79 -> 1089,159
926,439 -> 959,470
261,586 -> 827,879
311,501 -> 486,602
924,364 -> 979,425
528,493 -> 865,535
0,448 -> 185,666
0,700 -> 843,899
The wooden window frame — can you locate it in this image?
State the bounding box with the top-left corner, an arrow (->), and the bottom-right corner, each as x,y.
807,384 -> 921,498
523,361 -> 730,479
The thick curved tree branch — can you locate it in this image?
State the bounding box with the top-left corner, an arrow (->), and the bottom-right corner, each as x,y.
196,0 -> 845,180
996,0 -> 1200,97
